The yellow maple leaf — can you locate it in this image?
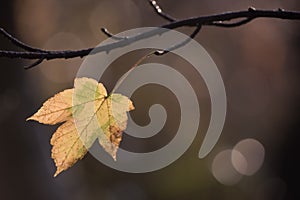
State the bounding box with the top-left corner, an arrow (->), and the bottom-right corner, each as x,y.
27,77 -> 134,177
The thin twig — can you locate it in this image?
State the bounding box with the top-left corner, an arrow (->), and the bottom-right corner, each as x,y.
154,24 -> 202,56
0,28 -> 48,52
24,58 -> 44,69
148,0 -> 176,22
208,17 -> 254,27
101,27 -> 128,40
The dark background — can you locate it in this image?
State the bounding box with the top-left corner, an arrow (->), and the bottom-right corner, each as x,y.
0,0 -> 300,199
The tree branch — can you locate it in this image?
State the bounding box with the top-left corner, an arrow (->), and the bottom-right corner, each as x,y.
100,27 -> 128,40
1,8 -> 300,68
154,24 -> 202,56
0,28 -> 49,52
148,0 -> 176,22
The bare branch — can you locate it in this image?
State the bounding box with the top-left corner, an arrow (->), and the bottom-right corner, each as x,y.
208,17 -> 254,27
24,58 -> 44,69
0,28 -> 49,52
148,0 -> 176,22
154,24 -> 202,56
1,8 -> 300,68
100,27 -> 128,40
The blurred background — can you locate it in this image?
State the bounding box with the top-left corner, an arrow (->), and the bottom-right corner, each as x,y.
1,0 -> 300,199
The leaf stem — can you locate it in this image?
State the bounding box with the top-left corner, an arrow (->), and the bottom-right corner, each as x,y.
110,51 -> 157,95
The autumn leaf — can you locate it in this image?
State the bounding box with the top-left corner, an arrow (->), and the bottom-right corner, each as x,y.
50,120 -> 88,177
27,77 -> 134,177
27,89 -> 74,124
